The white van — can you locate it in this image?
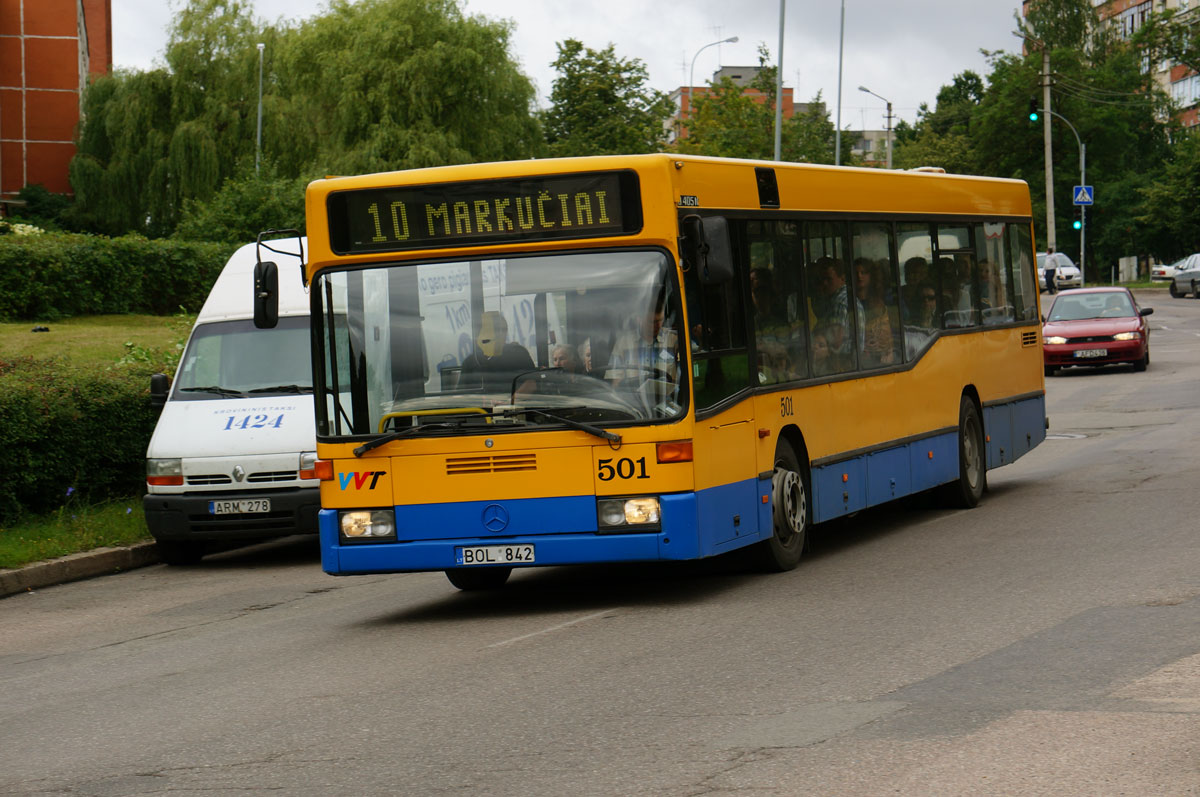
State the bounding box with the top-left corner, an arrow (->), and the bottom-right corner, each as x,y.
142,237 -> 318,565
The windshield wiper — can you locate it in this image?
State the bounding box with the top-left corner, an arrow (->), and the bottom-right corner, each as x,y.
248,384 -> 314,394
179,386 -> 246,397
353,421 -> 473,457
498,407 -> 622,443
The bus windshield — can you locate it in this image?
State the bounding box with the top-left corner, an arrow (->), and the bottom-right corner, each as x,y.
314,249 -> 686,438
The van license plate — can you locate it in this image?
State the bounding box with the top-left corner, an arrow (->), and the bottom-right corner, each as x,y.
456,544 -> 535,566
209,499 -> 271,514
1075,349 -> 1107,359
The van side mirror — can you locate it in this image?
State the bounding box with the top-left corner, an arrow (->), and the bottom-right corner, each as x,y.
149,373 -> 170,412
681,215 -> 734,285
253,260 -> 279,329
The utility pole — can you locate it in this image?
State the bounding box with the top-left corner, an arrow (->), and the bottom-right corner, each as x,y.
1042,48 -> 1055,254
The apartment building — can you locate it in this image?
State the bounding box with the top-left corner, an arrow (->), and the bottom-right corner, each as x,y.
0,0 -> 111,203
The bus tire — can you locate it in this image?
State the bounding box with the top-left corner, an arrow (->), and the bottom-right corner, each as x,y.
750,439 -> 809,572
941,395 -> 986,509
446,567 -> 512,591
156,540 -> 205,566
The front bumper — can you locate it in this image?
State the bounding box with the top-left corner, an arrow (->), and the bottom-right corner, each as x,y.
143,487 -> 320,542
1043,340 -> 1145,368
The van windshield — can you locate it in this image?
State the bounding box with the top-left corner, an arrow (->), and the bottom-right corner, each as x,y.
172,317 -> 311,400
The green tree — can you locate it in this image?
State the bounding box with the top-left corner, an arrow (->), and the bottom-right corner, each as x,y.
1138,131 -> 1200,260
678,46 -> 837,163
69,0 -> 543,239
541,39 -> 674,156
275,0 -> 543,176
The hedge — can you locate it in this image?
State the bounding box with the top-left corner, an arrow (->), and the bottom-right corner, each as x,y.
0,356 -> 159,526
0,233 -> 234,321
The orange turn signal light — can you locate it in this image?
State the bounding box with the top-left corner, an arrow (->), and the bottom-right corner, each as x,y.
146,475 -> 183,487
312,460 -> 335,481
656,441 -> 693,463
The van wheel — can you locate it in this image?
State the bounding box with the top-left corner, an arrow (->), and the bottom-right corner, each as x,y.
446,567 -> 512,591
749,439 -> 809,572
940,396 -> 986,509
156,540 -> 205,566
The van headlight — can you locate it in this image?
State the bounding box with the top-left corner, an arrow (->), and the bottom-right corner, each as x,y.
339,510 -> 396,542
147,458 -> 183,486
597,497 -> 661,530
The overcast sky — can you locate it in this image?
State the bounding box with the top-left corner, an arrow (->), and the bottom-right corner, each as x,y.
112,0 -> 1026,128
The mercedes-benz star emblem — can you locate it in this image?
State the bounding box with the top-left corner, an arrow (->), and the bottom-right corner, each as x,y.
481,504 -> 509,533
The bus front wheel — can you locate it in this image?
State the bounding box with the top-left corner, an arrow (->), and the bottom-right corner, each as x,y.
446,567 -> 512,591
941,396 -> 986,509
750,439 -> 809,572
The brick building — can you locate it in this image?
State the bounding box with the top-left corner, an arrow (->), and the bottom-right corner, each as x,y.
0,0 -> 111,203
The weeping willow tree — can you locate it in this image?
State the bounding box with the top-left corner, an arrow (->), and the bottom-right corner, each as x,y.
70,0 -> 544,238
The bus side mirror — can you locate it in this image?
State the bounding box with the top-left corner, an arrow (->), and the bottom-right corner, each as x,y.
150,372 -> 170,415
681,215 -> 734,285
253,260 -> 279,329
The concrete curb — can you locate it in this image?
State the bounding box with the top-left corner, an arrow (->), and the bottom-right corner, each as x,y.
0,541 -> 160,599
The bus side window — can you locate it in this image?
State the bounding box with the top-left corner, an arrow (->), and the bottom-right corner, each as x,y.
686,226 -> 750,410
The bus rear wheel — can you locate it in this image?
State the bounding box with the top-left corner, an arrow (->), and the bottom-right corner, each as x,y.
750,439 -> 809,572
941,395 -> 986,509
446,567 -> 512,591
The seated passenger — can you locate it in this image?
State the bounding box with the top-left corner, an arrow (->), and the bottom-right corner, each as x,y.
460,311 -> 535,392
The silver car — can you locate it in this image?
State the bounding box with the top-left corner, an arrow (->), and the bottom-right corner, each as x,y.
1036,251 -> 1081,291
1170,254 -> 1200,298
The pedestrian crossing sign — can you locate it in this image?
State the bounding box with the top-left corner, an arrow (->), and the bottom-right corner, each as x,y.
1073,185 -> 1094,205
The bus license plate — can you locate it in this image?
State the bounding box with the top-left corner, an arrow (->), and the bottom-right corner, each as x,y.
1075,348 -> 1107,359
209,499 -> 271,514
456,544 -> 535,566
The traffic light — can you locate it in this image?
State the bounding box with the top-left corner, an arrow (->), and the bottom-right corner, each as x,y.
1028,99 -> 1039,122
1072,206 -> 1083,231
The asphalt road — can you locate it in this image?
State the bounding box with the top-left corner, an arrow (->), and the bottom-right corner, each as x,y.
2,289 -> 1199,796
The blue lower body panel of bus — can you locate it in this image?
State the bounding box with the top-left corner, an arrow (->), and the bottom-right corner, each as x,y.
319,483 -> 771,576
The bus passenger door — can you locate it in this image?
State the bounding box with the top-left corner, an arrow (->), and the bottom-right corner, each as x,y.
693,404 -> 760,551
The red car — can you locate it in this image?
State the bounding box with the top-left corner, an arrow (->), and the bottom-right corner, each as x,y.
1042,287 -> 1152,376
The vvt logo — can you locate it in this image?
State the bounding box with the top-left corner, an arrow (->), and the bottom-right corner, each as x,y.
338,471 -> 387,490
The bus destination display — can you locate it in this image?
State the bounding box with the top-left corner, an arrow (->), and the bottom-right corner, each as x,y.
328,171 -> 640,254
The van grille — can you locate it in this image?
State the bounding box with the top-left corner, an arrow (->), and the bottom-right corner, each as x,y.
186,470 -> 298,486
446,453 -> 537,475
1022,331 -> 1039,347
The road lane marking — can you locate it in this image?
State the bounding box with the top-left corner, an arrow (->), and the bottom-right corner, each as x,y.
486,610 -> 616,648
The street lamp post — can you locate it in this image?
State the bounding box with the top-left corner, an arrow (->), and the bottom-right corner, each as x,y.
687,36 -> 738,135
858,85 -> 893,169
1041,107 -> 1087,287
256,42 -> 265,176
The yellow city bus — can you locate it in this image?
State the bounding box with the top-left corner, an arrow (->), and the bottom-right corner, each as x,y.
260,154 -> 1045,590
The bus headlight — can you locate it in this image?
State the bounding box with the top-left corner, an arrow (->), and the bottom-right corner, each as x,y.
339,510 -> 396,542
597,497 -> 661,529
1044,336 -> 1068,345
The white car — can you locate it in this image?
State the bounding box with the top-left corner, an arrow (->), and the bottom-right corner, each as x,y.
1155,254 -> 1199,284
1036,252 -> 1081,291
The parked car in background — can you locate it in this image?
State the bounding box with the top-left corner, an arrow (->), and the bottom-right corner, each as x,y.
1036,251 -> 1081,291
1152,254 -> 1197,283
1042,287 -> 1152,376
1169,255 -> 1200,298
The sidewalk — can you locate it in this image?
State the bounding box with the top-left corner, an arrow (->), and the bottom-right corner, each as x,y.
0,541 -> 160,599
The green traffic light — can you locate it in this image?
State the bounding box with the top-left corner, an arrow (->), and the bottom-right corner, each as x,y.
1029,111 -> 1039,121
1073,220 -> 1082,230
